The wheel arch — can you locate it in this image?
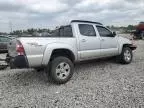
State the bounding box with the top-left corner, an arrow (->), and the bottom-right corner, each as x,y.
50,48 -> 75,62
123,44 -> 136,50
42,43 -> 77,66
119,44 -> 135,54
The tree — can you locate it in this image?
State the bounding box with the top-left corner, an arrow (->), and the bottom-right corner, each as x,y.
127,25 -> 136,30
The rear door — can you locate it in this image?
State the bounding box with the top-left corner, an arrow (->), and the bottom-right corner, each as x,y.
78,23 -> 101,59
96,25 -> 119,56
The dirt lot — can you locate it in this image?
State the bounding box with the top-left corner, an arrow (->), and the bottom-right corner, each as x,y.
0,34 -> 144,108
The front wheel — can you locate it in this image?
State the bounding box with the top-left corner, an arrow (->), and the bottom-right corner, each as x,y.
141,32 -> 144,40
119,47 -> 133,64
46,56 -> 74,84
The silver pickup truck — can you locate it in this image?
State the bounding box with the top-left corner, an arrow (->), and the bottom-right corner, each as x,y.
7,20 -> 136,84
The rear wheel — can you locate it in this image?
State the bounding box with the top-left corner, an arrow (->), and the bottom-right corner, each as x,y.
46,56 -> 74,84
119,47 -> 133,64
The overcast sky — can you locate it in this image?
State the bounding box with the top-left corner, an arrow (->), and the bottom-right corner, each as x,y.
0,0 -> 144,32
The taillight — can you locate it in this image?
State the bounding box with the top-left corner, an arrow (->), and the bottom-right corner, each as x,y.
16,41 -> 25,55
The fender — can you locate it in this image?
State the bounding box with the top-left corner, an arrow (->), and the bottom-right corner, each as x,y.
118,36 -> 133,54
42,42 -> 78,66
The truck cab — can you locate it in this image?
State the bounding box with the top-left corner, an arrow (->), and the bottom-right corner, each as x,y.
71,20 -> 119,60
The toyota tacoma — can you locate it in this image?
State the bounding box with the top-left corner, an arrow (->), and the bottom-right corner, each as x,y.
7,20 -> 137,84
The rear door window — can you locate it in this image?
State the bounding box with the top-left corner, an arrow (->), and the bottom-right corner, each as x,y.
79,24 -> 96,36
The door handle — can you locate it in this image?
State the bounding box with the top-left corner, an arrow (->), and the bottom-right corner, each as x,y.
101,39 -> 105,41
81,39 -> 86,42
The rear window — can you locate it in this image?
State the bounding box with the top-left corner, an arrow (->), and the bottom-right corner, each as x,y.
51,25 -> 73,37
60,25 -> 73,37
51,29 -> 59,37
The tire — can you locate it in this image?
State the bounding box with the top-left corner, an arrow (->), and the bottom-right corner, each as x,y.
9,59 -> 15,69
119,47 -> 133,64
141,32 -> 144,40
46,56 -> 74,84
0,65 -> 8,70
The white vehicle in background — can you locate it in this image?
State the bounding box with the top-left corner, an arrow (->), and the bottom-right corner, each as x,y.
7,20 -> 137,84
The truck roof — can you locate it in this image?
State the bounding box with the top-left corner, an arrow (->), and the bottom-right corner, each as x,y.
71,20 -> 103,25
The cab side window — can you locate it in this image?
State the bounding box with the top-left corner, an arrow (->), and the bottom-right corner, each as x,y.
79,24 -> 96,36
96,26 -> 113,37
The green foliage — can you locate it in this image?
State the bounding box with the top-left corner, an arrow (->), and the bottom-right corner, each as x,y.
127,25 -> 136,30
106,25 -> 136,33
10,28 -> 52,36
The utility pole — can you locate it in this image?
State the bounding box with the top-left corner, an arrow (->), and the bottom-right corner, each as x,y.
9,21 -> 13,33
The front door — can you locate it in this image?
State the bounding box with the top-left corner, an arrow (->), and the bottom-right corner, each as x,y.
96,26 -> 119,57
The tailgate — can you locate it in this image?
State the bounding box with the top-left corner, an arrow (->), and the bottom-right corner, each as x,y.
0,42 -> 7,50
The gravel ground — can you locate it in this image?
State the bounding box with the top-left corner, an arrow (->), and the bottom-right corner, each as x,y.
0,35 -> 144,108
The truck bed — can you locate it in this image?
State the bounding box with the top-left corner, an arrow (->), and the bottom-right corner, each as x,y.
8,37 -> 77,67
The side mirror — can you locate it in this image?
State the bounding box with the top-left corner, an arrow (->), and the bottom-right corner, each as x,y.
112,32 -> 116,37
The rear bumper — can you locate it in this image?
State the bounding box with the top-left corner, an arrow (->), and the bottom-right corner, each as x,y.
0,49 -> 8,53
9,55 -> 29,69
